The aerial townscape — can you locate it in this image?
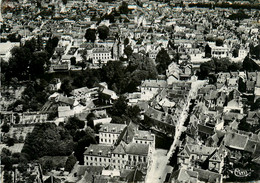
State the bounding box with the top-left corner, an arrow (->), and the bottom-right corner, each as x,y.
0,0 -> 260,182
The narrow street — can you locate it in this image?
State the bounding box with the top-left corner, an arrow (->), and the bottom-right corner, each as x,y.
145,80 -> 206,183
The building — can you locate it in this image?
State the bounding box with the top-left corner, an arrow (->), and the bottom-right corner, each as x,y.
99,123 -> 127,145
91,47 -> 112,65
84,144 -> 112,167
58,106 -> 74,118
140,80 -> 167,101
177,144 -> 222,172
208,42 -> 230,58
133,130 -> 155,149
112,142 -> 150,170
84,142 -> 150,171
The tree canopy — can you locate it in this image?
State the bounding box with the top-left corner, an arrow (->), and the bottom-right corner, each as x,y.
85,29 -> 96,43
197,57 -> 242,79
124,45 -> 133,59
3,37 -> 53,83
97,25 -> 109,40
65,117 -> 85,137
22,123 -> 74,160
155,48 -> 171,74
119,1 -> 129,14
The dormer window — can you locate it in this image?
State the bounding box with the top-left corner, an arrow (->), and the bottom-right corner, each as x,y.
90,149 -> 93,155
99,150 -> 102,156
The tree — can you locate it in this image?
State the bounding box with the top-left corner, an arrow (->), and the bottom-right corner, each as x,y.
2,123 -> 10,133
85,29 -> 96,43
65,117 -> 85,137
62,0 -> 67,5
111,96 -> 128,116
29,51 -> 49,79
119,1 -> 129,14
4,171 -> 12,183
60,79 -> 73,96
36,35 -> 43,51
124,38 -> 129,46
216,38 -> 224,46
22,123 -> 74,160
205,44 -> 212,58
7,33 -> 21,42
70,57 -> 76,65
24,38 -> 36,52
124,45 -> 133,60
155,48 -> 171,74
65,154 -> 77,172
97,25 -> 109,40
7,137 -> 15,147
17,162 -> 28,173
9,47 -> 31,80
251,98 -> 260,110
45,37 -> 59,58
74,127 -> 96,164
43,160 -> 54,173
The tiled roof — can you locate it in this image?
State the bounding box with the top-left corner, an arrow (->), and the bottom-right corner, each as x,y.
171,168 -> 198,183
224,132 -> 248,150
141,80 -> 167,88
112,142 -> 126,154
194,168 -> 222,183
84,144 -> 112,157
186,144 -> 216,156
198,124 -> 214,135
125,143 -> 149,156
133,130 -> 154,141
99,123 -> 127,134
92,47 -> 110,53
58,96 -> 75,106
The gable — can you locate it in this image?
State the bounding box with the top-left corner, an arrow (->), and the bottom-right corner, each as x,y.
178,149 -> 189,158
209,151 -> 221,162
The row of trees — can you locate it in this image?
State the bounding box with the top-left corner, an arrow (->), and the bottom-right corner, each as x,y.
2,36 -> 59,83
197,55 -> 260,80
84,25 -> 109,42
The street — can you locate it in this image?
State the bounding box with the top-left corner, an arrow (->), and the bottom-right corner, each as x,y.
145,80 -> 206,183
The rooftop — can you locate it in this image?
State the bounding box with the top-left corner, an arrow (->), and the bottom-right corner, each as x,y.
84,144 -> 112,157
99,123 -> 127,134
